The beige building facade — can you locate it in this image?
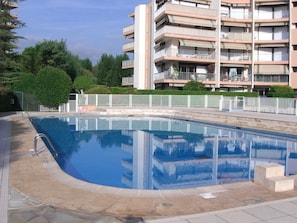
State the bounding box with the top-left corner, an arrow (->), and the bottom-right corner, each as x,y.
122,0 -> 297,94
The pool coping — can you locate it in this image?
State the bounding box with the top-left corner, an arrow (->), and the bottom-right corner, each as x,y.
8,109 -> 297,218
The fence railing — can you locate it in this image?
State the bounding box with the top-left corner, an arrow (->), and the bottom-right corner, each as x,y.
14,92 -> 296,116
69,94 -> 297,116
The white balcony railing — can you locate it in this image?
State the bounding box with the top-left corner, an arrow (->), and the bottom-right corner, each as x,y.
123,24 -> 134,36
122,42 -> 134,52
122,60 -> 134,68
122,76 -> 134,85
155,26 -> 216,41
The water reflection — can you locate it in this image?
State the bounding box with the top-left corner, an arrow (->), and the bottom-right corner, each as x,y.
31,116 -> 297,190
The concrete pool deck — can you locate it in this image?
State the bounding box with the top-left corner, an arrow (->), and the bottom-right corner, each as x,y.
1,109 -> 297,222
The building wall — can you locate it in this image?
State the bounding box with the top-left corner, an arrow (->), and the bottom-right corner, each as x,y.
123,0 -> 295,92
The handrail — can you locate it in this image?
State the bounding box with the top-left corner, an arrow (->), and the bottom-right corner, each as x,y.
22,111 -> 30,118
34,133 -> 58,157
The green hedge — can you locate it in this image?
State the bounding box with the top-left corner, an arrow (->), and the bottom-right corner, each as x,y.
84,85 -> 259,97
135,90 -> 258,97
267,85 -> 294,98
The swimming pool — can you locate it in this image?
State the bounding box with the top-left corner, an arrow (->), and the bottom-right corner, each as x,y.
30,116 -> 297,190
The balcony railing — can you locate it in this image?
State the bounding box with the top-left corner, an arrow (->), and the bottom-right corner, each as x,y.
155,2 -> 217,19
122,76 -> 134,86
221,12 -> 252,20
155,26 -> 216,41
154,71 -> 215,82
223,32 -> 252,41
122,60 -> 134,69
220,52 -> 251,61
155,48 -> 216,60
122,42 -> 134,52
123,24 -> 134,36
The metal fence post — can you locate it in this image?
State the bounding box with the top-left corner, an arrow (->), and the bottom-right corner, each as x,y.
257,97 -> 261,113
129,94 -> 132,107
187,95 -> 191,108
109,94 -> 112,107
205,95 -> 208,109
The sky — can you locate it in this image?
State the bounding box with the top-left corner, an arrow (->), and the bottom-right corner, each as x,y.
15,0 -> 148,64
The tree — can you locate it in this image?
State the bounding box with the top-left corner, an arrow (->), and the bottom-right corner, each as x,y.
183,81 -> 206,91
34,40 -> 80,80
35,66 -> 72,108
267,85 -> 294,98
11,72 -> 36,93
20,47 -> 39,74
95,53 -> 131,87
73,75 -> 94,92
79,58 -> 93,71
0,0 -> 25,86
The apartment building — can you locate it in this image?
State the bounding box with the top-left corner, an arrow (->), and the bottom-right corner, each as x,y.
122,0 -> 297,93
1,0 -> 19,28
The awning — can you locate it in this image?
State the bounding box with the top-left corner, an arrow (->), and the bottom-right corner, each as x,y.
255,21 -> 289,27
221,42 -> 252,50
222,21 -> 251,28
256,0 -> 287,6
183,0 -> 211,3
168,15 -> 216,28
179,39 -> 215,48
256,43 -> 288,48
221,63 -> 247,67
254,65 -> 289,74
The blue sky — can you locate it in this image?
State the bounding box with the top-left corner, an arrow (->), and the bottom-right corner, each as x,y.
15,0 -> 148,64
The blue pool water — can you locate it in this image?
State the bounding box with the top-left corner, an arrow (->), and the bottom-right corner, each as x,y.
30,116 -> 297,190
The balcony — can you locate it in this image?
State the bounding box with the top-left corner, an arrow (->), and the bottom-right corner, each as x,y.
154,71 -> 215,82
122,60 -> 134,69
122,42 -> 134,53
9,2 -> 19,8
221,52 -> 252,62
155,25 -> 216,42
122,76 -> 134,86
123,24 -> 134,37
155,2 -> 217,20
254,75 -> 289,84
222,32 -> 252,41
154,47 -> 216,62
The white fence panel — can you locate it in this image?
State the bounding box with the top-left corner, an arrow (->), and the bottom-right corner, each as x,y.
70,94 -> 297,116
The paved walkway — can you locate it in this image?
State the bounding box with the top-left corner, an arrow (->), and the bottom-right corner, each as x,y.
145,197 -> 297,223
0,117 -> 11,223
1,110 -> 297,223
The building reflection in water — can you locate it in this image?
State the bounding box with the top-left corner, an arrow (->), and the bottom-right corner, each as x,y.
69,116 -> 297,190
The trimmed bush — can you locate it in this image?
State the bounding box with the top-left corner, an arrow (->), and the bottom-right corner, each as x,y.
35,66 -> 72,108
183,81 -> 206,91
73,75 -> 94,92
85,85 -> 111,94
267,85 -> 294,98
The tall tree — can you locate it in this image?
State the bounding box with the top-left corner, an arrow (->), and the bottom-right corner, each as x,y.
20,46 -> 39,74
96,54 -> 113,86
95,54 -> 131,87
34,40 -> 80,81
0,0 -> 25,86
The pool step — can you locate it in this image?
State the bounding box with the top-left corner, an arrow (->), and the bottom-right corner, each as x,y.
254,164 -> 295,192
